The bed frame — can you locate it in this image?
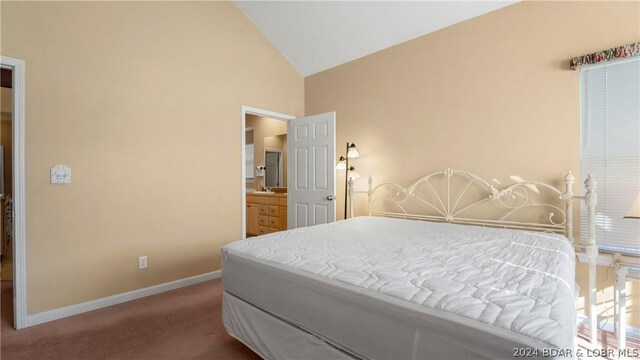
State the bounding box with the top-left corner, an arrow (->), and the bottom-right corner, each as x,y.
348,168 -> 600,346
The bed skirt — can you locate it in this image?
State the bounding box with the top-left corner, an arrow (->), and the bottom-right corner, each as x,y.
223,291 -> 357,360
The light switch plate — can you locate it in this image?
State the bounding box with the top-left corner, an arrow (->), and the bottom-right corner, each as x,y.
51,164 -> 71,184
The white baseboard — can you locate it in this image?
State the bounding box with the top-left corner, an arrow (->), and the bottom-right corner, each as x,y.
25,270 -> 221,328
577,315 -> 640,340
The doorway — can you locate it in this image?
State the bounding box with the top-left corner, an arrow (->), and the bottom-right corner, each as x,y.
241,106 -> 295,239
0,67 -> 13,331
241,108 -> 338,238
0,55 -> 25,330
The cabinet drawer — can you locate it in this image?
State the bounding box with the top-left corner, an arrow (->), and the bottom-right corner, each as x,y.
268,216 -> 278,227
258,226 -> 269,235
259,216 -> 268,226
259,197 -> 270,204
279,198 -> 287,206
268,197 -> 279,205
259,205 -> 269,215
268,227 -> 279,233
247,195 -> 259,204
268,205 -> 279,216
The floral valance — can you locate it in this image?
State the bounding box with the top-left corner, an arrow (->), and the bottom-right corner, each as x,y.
570,42 -> 640,70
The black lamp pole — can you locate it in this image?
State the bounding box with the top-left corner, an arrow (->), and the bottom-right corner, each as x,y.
343,142 -> 350,220
338,142 -> 358,220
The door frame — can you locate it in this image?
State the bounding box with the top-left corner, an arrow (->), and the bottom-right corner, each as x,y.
241,106 -> 295,239
1,55 -> 27,329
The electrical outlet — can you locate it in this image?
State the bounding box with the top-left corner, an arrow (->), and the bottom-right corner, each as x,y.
138,256 -> 148,270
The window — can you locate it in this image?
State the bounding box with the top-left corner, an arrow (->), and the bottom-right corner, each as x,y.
246,144 -> 255,181
580,57 -> 640,255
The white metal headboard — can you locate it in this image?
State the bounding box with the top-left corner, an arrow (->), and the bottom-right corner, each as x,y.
348,168 -> 600,345
349,168 -> 596,240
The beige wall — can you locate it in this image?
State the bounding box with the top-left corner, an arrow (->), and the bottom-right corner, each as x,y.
305,1 -> 640,327
245,114 -> 287,190
1,87 -> 11,114
1,1 -> 304,314
246,129 -> 254,145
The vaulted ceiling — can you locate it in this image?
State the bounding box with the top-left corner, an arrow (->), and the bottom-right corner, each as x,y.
235,1 -> 516,77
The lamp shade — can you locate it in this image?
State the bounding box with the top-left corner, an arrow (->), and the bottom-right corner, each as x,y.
348,167 -> 360,180
624,193 -> 640,219
347,144 -> 359,158
336,156 -> 346,170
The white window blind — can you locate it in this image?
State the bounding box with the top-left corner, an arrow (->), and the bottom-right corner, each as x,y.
246,144 -> 255,180
580,57 -> 640,255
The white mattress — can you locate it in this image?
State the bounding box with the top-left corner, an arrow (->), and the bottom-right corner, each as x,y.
222,217 -> 576,359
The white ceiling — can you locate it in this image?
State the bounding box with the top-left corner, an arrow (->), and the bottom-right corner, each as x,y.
234,1 -> 516,77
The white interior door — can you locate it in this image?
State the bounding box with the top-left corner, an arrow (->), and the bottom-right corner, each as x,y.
287,112 -> 336,228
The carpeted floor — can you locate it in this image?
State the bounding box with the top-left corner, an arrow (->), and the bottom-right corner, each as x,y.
0,279 -> 260,360
1,277 -> 637,360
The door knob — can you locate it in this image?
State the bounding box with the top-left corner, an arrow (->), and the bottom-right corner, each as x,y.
326,195 -> 335,201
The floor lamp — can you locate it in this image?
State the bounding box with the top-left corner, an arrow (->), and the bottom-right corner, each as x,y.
336,143 -> 360,219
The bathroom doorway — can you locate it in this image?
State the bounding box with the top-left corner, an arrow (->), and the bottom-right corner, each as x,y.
0,55 -> 26,329
0,68 -> 13,331
241,106 -> 295,239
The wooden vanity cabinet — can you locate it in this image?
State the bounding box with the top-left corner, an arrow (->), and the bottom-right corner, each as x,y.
246,194 -> 287,236
246,201 -> 259,236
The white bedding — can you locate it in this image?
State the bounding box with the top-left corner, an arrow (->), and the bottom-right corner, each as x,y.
222,216 -> 576,358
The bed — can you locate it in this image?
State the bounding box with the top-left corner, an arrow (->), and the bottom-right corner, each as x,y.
222,168 -> 599,359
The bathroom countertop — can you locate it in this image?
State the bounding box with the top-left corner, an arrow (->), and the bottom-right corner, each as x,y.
246,192 -> 287,197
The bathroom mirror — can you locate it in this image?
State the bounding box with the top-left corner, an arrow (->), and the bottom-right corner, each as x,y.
263,134 -> 287,188
264,150 -> 282,188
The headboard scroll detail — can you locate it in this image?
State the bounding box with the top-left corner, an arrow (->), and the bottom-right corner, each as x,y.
348,168 -> 596,242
